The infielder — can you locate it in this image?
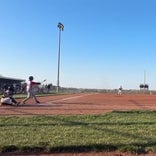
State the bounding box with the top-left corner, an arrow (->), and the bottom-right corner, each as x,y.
118,86 -> 123,95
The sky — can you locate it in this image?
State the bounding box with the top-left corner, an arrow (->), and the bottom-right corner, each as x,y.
0,0 -> 156,90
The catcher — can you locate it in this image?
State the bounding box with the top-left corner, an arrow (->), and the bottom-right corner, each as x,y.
0,87 -> 19,106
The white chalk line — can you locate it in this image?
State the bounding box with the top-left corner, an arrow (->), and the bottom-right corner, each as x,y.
46,93 -> 98,104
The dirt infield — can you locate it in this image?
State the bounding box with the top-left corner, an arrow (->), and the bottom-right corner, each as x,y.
0,93 -> 156,115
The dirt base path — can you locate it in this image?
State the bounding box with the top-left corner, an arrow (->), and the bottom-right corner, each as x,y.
0,93 -> 156,115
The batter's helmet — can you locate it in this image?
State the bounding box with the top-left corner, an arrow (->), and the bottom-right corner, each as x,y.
29,76 -> 34,81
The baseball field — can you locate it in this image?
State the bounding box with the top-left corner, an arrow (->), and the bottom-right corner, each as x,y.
1,93 -> 156,115
1,93 -> 156,156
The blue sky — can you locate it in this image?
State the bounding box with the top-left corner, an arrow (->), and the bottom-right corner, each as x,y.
0,0 -> 156,90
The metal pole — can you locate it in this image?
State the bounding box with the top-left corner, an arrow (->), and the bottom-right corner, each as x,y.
144,70 -> 146,93
56,22 -> 64,93
57,29 -> 61,93
144,70 -> 146,85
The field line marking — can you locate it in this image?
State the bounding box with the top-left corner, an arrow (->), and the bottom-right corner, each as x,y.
47,93 -> 98,104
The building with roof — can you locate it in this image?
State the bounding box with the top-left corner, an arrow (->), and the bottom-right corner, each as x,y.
0,75 -> 25,93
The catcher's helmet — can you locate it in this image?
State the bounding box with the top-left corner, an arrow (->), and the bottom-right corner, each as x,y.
29,76 -> 34,81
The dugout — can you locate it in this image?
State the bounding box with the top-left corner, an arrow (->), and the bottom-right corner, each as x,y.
0,75 -> 25,93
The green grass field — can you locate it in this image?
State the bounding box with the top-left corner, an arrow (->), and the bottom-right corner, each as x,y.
0,110 -> 156,154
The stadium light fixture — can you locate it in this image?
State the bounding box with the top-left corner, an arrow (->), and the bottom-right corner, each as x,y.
56,22 -> 64,93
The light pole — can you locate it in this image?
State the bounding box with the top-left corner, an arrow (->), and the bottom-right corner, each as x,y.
57,22 -> 64,93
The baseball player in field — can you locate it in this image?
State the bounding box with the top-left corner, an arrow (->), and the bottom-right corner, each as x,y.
118,86 -> 123,95
1,87 -> 19,106
21,76 -> 41,104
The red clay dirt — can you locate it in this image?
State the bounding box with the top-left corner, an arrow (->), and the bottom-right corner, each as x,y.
0,93 -> 156,115
1,93 -> 156,156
